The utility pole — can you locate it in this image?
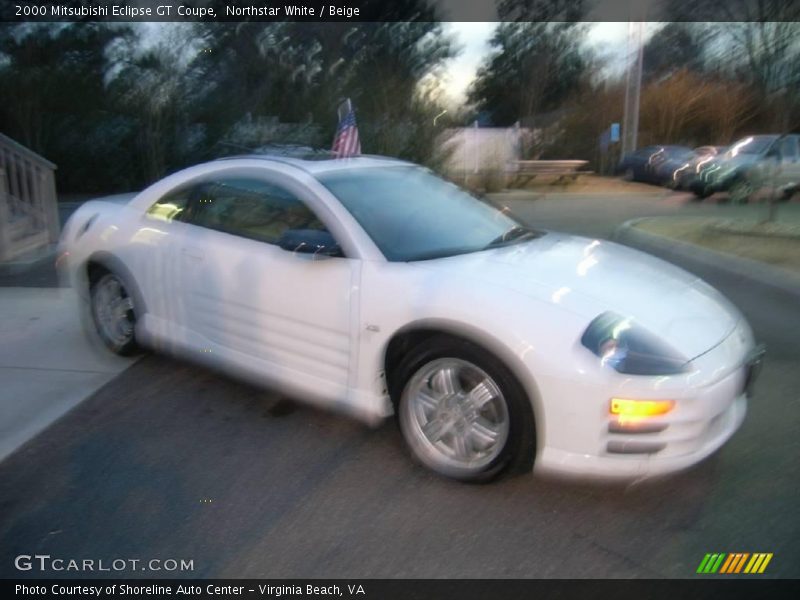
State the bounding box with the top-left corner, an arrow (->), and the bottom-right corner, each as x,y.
621,20 -> 644,157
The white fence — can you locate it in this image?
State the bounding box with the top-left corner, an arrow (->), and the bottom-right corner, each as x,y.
0,133 -> 60,262
441,126 -> 529,176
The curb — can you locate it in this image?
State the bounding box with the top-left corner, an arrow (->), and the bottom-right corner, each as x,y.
490,190 -> 669,199
613,219 -> 800,301
539,191 -> 671,199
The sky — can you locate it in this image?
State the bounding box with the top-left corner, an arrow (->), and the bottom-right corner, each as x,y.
440,22 -> 656,105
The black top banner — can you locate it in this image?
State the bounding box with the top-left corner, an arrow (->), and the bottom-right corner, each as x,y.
3,0 -> 800,22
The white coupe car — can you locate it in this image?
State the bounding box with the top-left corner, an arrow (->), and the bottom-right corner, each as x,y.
58,155 -> 764,482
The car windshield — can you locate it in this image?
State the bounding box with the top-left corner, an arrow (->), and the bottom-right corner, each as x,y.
728,136 -> 776,155
318,166 -> 539,261
668,148 -> 696,160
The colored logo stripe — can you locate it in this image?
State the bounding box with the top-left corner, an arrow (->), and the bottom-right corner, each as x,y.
720,553 -> 749,573
744,553 -> 773,574
697,553 -> 726,573
697,553 -> 773,574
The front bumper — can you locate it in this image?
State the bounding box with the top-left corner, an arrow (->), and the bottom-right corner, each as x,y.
691,167 -> 742,195
533,332 -> 763,480
535,387 -> 747,480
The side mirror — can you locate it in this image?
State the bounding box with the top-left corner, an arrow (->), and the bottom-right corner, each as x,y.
277,229 -> 343,258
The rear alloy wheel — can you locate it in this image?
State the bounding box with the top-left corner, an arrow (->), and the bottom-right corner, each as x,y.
90,272 -> 139,355
396,338 -> 534,482
729,179 -> 753,204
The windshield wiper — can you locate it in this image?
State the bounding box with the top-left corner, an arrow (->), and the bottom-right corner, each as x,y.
484,226 -> 540,249
401,227 -> 541,262
403,246 -> 477,262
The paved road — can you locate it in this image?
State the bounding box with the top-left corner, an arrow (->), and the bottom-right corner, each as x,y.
1,193 -> 798,579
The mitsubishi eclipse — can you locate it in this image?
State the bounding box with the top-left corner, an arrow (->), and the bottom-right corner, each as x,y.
57,155 -> 764,482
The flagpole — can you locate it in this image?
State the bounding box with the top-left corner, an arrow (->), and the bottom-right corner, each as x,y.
338,98 -> 352,123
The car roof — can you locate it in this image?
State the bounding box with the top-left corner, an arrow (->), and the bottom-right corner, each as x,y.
633,145 -> 691,154
736,134 -> 779,142
215,154 -> 416,175
659,145 -> 694,152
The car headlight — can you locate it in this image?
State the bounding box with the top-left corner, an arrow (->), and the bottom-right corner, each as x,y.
581,312 -> 690,375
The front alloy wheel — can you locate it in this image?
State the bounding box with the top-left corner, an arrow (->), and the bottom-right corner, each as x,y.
90,272 -> 138,355
401,358 -> 509,477
395,338 -> 534,482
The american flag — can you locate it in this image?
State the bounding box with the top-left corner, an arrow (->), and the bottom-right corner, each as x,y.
331,100 -> 361,158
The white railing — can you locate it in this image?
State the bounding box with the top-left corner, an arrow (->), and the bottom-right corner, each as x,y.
508,160 -> 592,186
0,133 -> 60,262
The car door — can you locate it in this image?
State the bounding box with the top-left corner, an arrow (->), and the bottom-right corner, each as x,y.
136,181 -> 201,343
777,135 -> 800,189
179,173 -> 357,402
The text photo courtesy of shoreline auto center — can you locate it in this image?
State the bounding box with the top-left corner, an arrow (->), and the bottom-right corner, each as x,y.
1,0 -> 799,598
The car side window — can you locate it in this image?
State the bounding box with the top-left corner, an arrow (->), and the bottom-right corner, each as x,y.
189,177 -> 328,245
146,185 -> 192,223
778,136 -> 798,161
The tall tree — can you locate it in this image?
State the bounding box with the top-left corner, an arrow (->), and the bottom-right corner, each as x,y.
0,22 -> 134,191
0,2 -> 458,192
190,10 -> 455,163
496,0 -> 586,21
339,21 -> 454,159
665,0 -> 800,129
467,22 -> 588,127
642,22 -> 709,82
109,27 -> 198,184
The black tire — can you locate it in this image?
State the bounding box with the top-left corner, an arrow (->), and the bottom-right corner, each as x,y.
90,272 -> 140,356
728,178 -> 753,204
391,335 -> 535,483
691,185 -> 711,200
779,187 -> 796,203
728,175 -> 754,204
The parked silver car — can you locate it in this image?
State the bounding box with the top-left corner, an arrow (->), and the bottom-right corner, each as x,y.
690,135 -> 800,202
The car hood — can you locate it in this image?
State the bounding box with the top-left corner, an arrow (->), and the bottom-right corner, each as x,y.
708,153 -> 759,171
415,233 -> 740,361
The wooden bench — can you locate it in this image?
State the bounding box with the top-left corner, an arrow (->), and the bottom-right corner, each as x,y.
509,160 -> 592,187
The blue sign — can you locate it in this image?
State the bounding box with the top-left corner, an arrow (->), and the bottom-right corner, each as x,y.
610,123 -> 620,143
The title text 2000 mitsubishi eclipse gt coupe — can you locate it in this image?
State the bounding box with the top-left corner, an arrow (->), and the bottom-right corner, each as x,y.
58,155 -> 764,482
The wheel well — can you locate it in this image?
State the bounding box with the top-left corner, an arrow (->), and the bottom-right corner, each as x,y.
384,328 -> 440,397
86,261 -> 111,288
384,328 -> 537,415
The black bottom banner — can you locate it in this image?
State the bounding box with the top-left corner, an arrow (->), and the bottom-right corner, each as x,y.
5,579 -> 800,600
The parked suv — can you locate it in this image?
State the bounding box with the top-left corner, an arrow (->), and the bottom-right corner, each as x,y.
690,134 -> 800,202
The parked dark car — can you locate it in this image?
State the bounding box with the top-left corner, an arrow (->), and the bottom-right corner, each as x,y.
690,135 -> 800,202
673,146 -> 726,190
617,145 -> 697,186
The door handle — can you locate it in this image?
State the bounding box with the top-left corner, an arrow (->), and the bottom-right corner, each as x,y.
182,247 -> 204,261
